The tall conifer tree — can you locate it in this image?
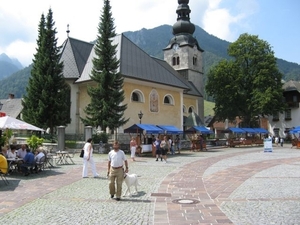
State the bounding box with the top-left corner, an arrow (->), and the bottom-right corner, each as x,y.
22,9 -> 70,135
82,0 -> 128,131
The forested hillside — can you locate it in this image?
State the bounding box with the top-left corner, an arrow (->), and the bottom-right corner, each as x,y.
0,24 -> 299,99
0,64 -> 32,98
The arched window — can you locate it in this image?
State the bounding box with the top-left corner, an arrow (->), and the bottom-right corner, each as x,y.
188,106 -> 194,113
132,92 -> 139,102
172,56 -> 180,66
172,57 -> 176,66
163,95 -> 174,105
131,90 -> 144,102
193,56 -> 197,65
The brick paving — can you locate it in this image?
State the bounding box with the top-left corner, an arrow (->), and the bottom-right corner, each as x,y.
1,146 -> 300,224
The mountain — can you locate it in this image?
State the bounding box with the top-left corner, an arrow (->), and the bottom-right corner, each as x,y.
0,64 -> 32,99
0,24 -> 299,99
0,53 -> 24,80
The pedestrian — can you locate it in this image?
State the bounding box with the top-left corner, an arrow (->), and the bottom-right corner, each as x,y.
198,135 -> 204,151
275,136 -> 279,146
174,135 -> 181,154
280,137 -> 284,147
82,138 -> 99,178
154,136 -> 162,161
160,136 -> 170,163
107,141 -> 129,201
168,136 -> 175,155
130,136 -> 137,161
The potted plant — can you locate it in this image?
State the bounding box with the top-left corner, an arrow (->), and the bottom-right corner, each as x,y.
26,135 -> 44,152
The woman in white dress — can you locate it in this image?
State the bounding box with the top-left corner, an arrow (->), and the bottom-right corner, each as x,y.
82,138 -> 99,178
129,137 -> 137,161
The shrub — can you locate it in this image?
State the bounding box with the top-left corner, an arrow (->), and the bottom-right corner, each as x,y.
92,133 -> 109,143
26,135 -> 44,151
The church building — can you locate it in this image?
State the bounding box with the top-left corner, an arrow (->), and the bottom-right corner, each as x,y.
60,0 -> 205,136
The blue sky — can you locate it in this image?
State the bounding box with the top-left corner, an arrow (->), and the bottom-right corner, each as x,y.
0,0 -> 299,67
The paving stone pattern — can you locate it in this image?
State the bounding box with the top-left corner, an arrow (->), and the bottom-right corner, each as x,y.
1,146 -> 300,224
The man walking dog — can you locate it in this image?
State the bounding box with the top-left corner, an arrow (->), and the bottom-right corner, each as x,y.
107,141 -> 129,201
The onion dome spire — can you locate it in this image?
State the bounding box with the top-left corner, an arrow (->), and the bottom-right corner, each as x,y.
173,0 -> 195,35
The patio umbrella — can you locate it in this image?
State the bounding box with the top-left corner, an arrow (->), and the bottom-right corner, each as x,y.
0,116 -> 44,131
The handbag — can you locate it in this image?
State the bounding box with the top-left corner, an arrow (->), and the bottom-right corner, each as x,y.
79,149 -> 84,158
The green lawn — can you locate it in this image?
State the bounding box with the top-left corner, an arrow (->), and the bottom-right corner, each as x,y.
204,100 -> 215,116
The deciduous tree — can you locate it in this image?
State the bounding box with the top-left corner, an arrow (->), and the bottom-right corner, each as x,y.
206,33 -> 284,127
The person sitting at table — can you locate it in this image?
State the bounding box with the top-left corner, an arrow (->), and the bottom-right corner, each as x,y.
17,144 -> 28,159
20,148 -> 35,176
0,146 -> 8,158
34,147 -> 45,172
7,145 -> 17,159
7,145 -> 18,172
0,154 -> 8,174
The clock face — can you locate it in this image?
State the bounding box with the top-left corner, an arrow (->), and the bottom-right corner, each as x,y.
173,43 -> 179,51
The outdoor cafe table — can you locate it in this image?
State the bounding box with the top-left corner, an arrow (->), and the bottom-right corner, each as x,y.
55,151 -> 72,165
6,158 -> 23,173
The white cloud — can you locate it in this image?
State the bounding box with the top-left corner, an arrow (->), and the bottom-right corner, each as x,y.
5,40 -> 36,67
202,0 -> 259,41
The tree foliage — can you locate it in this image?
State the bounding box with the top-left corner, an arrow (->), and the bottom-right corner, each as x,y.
82,0 -> 128,131
206,33 -> 285,126
22,9 -> 70,134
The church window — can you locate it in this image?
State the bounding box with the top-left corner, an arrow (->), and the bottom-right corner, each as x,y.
172,56 -> 180,66
188,106 -> 194,113
183,105 -> 187,113
193,56 -> 197,65
131,90 -> 144,103
163,95 -> 174,105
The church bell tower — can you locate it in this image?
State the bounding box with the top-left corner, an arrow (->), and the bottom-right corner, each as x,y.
163,0 -> 204,121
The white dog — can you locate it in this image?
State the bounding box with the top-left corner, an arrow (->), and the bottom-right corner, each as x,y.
123,173 -> 141,197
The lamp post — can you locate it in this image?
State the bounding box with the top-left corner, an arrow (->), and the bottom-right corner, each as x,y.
138,110 -> 143,145
138,110 -> 143,124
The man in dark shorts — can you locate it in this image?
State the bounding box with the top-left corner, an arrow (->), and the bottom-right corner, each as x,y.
160,136 -> 170,163
154,136 -> 162,161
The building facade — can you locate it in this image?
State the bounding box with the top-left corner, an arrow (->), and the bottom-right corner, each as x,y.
59,0 -> 204,136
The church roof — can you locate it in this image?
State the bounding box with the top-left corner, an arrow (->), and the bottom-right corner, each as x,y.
61,34 -> 199,95
60,38 -> 94,79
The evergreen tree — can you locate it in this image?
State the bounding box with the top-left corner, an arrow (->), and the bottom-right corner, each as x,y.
82,0 -> 128,131
206,33 -> 285,127
22,9 -> 70,135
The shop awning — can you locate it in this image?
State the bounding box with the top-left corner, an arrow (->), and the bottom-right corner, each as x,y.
242,128 -> 257,133
185,126 -> 213,134
223,127 -> 246,133
156,125 -> 183,134
289,127 -> 300,134
252,128 -> 268,134
123,124 -> 163,134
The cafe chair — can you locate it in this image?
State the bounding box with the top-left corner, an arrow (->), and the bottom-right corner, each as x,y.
35,156 -> 46,172
66,149 -> 76,164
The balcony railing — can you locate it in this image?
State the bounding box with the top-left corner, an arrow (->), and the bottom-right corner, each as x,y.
287,102 -> 299,108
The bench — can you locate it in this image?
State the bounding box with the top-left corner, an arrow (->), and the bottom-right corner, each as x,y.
241,139 -> 253,146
